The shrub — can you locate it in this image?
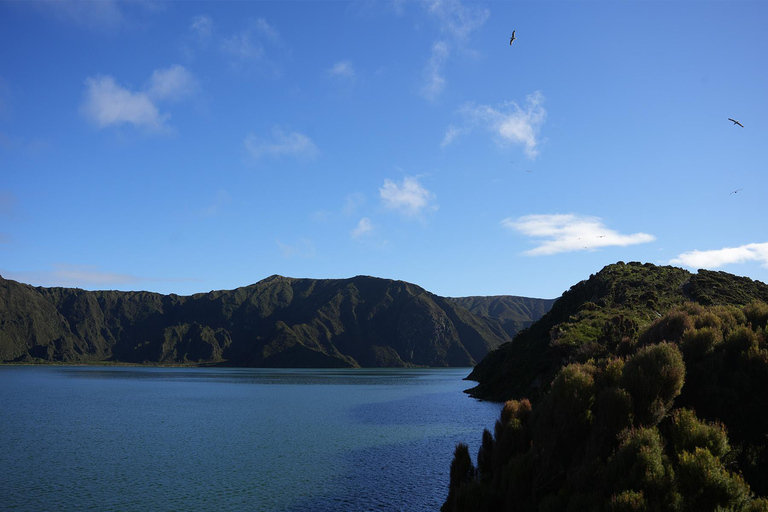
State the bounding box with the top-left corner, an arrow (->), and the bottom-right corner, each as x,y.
639,310 -> 694,346
444,443 -> 476,512
681,326 -> 723,360
608,490 -> 648,512
745,301 -> 768,330
621,343 -> 685,426
605,427 -> 678,510
676,448 -> 753,512
667,408 -> 730,459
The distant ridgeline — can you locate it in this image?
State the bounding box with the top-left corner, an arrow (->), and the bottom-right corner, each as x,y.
444,262 -> 768,510
0,274 -> 553,368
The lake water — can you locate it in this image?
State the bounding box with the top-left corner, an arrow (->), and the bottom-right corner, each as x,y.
0,366 -> 501,511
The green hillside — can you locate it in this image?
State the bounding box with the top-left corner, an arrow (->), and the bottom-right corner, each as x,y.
444,262 -> 768,510
0,274 -> 512,368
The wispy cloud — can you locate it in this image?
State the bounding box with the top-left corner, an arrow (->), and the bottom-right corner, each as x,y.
441,124 -> 461,147
327,60 -> 356,82
503,214 -> 656,256
34,0 -> 124,32
351,218 -> 374,238
146,65 -> 198,102
420,0 -> 489,100
2,264 -> 199,289
343,192 -> 366,215
670,243 -> 768,269
380,176 -> 437,218
276,239 -> 316,258
190,15 -> 213,40
220,17 -> 282,73
201,190 -> 231,217
426,0 -> 490,41
244,128 -> 318,162
453,91 -> 547,158
81,65 -> 197,132
421,41 -> 449,101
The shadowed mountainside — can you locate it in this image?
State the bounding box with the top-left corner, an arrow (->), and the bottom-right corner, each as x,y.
447,295 -> 557,339
0,274 -> 550,368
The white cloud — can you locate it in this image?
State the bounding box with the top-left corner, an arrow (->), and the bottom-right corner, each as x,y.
190,15 -> 212,40
147,65 -> 198,102
503,214 -> 655,256
351,218 -> 374,238
441,124 -> 461,147
244,128 -> 319,161
670,243 -> 768,269
380,176 -> 437,217
419,0 -> 488,100
81,76 -> 166,131
81,65 -> 196,132
426,0 -> 490,41
421,41 -> 449,101
459,92 -> 546,158
328,60 -> 356,82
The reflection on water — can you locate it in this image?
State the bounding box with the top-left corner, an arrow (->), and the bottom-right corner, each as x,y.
0,366 -> 500,512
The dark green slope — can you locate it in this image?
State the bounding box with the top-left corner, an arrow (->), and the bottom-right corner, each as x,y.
447,295 -> 556,339
0,274 -> 511,367
467,261 -> 768,401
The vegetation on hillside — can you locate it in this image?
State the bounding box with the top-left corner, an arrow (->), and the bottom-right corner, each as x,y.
467,262 -> 768,401
444,301 -> 768,510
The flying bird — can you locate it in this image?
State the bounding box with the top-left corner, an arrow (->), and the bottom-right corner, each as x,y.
509,30 -> 516,45
728,118 -> 744,128
730,189 -> 743,195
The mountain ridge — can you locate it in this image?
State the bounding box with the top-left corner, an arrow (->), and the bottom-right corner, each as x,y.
0,274 -> 553,368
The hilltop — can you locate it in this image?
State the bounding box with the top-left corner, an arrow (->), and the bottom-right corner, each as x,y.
467,262 -> 768,401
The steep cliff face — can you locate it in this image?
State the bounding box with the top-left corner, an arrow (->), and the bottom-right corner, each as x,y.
0,274 -> 512,368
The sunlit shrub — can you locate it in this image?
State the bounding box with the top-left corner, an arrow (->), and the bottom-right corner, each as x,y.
745,301 -> 768,330
621,343 -> 685,426
725,326 -> 759,355
608,490 -> 648,512
676,448 -> 753,512
667,408 -> 730,459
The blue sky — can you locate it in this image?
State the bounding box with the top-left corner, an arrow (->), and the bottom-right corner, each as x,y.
1,0 -> 766,300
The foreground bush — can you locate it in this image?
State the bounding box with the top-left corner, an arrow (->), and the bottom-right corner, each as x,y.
443,302 -> 768,511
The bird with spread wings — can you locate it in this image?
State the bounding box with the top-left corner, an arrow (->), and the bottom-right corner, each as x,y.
509,30 -> 516,45
728,118 -> 744,127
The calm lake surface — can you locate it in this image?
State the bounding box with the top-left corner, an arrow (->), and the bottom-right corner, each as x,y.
0,366 -> 501,511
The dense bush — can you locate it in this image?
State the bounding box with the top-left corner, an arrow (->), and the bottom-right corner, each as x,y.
444,302 -> 768,511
